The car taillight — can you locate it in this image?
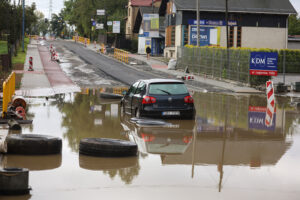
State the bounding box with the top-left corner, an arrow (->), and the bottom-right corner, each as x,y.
184,95 -> 194,103
141,133 -> 155,142
142,96 -> 156,104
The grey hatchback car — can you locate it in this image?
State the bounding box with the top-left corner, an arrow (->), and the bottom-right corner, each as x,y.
121,79 -> 195,119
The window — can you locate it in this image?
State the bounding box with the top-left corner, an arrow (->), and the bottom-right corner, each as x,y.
128,82 -> 139,96
135,82 -> 146,94
166,26 -> 175,47
237,26 -> 242,47
229,26 -> 234,47
149,83 -> 189,95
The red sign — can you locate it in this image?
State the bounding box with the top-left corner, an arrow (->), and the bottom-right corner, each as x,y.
250,70 -> 278,76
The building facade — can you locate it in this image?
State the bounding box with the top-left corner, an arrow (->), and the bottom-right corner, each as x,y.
125,0 -> 161,39
159,0 -> 297,58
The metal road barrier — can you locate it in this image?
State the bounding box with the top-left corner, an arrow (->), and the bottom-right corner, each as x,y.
2,72 -> 15,117
114,48 -> 129,64
72,36 -> 90,45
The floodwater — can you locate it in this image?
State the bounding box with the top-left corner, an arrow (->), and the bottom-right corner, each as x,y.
0,90 -> 300,200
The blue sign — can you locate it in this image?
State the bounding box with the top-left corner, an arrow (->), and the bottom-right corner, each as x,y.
188,19 -> 237,26
190,26 -> 212,46
92,21 -> 96,26
250,52 -> 278,76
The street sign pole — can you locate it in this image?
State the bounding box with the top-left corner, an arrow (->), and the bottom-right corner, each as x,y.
22,0 -> 25,52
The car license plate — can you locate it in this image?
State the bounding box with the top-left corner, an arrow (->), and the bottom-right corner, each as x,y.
162,111 -> 180,116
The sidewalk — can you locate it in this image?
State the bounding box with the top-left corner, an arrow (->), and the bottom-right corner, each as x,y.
15,39 -> 80,97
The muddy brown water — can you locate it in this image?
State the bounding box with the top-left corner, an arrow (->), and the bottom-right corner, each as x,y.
0,90 -> 300,200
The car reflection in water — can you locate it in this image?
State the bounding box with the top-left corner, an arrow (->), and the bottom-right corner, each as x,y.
121,115 -> 195,156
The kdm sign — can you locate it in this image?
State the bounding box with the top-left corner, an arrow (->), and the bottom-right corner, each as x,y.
249,52 -> 278,76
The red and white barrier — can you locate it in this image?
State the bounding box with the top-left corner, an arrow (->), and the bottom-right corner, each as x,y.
265,81 -> 275,127
182,75 -> 194,81
28,57 -> 34,71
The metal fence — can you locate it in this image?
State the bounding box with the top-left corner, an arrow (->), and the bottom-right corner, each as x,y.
177,46 -> 251,84
177,46 -> 300,85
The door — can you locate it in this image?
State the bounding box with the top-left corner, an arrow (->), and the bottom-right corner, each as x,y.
132,81 -> 146,114
123,82 -> 139,114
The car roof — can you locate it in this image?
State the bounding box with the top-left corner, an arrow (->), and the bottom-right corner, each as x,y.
138,79 -> 184,84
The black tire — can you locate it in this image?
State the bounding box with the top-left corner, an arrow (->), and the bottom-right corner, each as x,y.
79,138 -> 137,157
79,155 -> 138,170
6,134 -> 62,155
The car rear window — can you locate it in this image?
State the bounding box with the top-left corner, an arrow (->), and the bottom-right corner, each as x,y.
149,83 -> 189,95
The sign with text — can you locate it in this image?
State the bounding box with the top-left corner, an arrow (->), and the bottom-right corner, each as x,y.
97,9 -> 105,16
188,19 -> 237,26
189,26 -> 220,46
143,14 -> 159,38
96,23 -> 104,30
107,21 -> 112,26
113,21 -> 120,33
249,52 -> 278,76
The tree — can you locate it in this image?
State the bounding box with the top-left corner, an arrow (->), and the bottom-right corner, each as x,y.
289,14 -> 300,35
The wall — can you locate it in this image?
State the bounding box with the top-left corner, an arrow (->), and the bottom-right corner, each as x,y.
288,41 -> 300,50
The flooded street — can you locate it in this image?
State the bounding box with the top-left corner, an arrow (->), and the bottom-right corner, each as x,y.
1,90 -> 300,200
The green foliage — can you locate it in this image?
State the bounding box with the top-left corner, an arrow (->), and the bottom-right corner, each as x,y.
62,0 -> 127,38
0,41 -> 8,54
288,14 -> 300,35
12,38 -> 29,65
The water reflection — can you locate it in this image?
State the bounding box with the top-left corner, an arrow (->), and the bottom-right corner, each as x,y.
0,155 -> 62,171
79,155 -> 140,184
59,90 -> 126,152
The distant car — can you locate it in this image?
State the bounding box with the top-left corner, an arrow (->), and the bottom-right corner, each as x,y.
120,79 -> 195,119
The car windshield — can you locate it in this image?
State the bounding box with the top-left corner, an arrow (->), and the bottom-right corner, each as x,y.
149,83 -> 189,95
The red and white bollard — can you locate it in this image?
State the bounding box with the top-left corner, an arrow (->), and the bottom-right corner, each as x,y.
94,41 -> 97,49
265,81 -> 275,127
28,57 -> 34,71
84,38 -> 87,47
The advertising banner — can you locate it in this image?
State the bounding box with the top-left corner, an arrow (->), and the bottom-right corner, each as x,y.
189,26 -> 220,46
249,52 -> 278,76
143,14 -> 159,38
97,9 -> 105,16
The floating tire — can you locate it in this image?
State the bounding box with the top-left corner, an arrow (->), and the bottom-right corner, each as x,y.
6,134 -> 62,155
79,138 -> 137,157
79,155 -> 138,170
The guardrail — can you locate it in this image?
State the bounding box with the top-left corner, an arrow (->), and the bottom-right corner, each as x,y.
2,72 -> 15,117
72,36 -> 90,45
114,48 -> 129,64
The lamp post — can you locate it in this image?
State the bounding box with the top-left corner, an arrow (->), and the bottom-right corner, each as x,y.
22,0 -> 25,52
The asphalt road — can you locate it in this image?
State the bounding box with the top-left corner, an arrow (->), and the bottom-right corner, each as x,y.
54,40 -> 231,93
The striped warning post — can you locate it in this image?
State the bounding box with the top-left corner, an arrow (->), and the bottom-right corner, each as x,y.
265,81 -> 275,127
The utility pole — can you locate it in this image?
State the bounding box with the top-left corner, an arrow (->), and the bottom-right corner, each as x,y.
152,0 -> 154,13
225,0 -> 229,49
22,0 -> 25,52
196,0 -> 200,46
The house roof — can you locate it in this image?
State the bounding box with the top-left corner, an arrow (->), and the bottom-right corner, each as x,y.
169,0 -> 297,15
131,0 -> 161,7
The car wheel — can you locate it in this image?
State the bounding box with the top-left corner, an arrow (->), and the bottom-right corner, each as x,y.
135,108 -> 141,118
6,134 -> 62,155
79,138 -> 138,157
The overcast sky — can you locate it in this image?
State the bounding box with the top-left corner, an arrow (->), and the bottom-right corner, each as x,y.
27,0 -> 300,18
